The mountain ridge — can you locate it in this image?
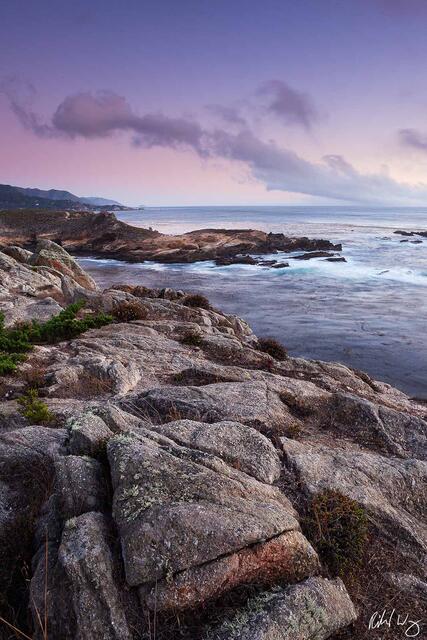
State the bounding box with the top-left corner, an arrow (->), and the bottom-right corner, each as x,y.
0,183 -> 125,210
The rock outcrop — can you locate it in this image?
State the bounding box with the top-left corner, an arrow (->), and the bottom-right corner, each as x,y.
0,244 -> 426,639
0,209 -> 343,264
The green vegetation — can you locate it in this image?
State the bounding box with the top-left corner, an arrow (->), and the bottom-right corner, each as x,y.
182,293 -> 211,309
112,300 -> 148,322
18,389 -> 55,425
0,301 -> 113,375
304,489 -> 368,576
257,337 -> 288,361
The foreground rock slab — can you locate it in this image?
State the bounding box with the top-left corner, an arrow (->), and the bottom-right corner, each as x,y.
108,429 -> 319,603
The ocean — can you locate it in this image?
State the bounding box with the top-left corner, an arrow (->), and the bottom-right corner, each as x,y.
78,206 -> 427,398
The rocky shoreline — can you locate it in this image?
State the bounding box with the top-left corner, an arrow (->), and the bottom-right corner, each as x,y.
0,240 -> 426,639
0,209 -> 343,265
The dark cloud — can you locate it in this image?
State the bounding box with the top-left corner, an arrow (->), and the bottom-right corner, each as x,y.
257,80 -> 319,129
52,91 -> 205,151
398,128 -> 427,152
2,87 -> 204,152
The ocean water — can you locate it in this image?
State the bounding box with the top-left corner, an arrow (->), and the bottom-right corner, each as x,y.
78,206 -> 427,398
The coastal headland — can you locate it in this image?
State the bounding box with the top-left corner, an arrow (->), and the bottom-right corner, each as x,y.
0,209 -> 343,265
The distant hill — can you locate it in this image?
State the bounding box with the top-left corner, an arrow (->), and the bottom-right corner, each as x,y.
0,184 -> 126,211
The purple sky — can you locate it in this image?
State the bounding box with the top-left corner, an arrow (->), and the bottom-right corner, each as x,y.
2,0 -> 427,206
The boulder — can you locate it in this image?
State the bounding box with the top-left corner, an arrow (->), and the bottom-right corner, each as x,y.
67,412 -> 114,457
207,577 -> 357,640
149,419 -> 282,483
1,245 -> 33,263
57,512 -> 134,640
54,455 -> 109,520
128,381 -> 289,433
30,239 -> 97,291
143,530 -> 319,612
329,392 -> 427,459
108,430 -> 318,605
0,427 -> 66,604
281,437 -> 427,566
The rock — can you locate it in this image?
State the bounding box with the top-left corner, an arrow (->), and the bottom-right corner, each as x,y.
281,437 -> 427,566
30,239 -> 97,291
216,255 -> 258,266
57,512 -> 134,640
0,427 -> 66,601
293,251 -> 337,260
0,250 -> 64,324
1,245 -> 33,263
259,260 -> 278,266
149,419 -> 282,483
0,209 -> 341,265
384,572 -> 427,600
108,430 -> 315,594
143,530 -> 319,612
67,412 -> 114,457
271,261 -> 290,268
324,256 -> 347,262
127,381 -> 289,433
207,577 -> 357,640
54,455 -> 109,520
1,295 -> 64,326
92,403 -> 146,432
329,392 -> 427,459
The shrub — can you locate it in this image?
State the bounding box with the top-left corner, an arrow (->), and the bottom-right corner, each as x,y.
0,303 -> 113,377
133,285 -> 154,298
18,389 -> 55,425
21,361 -> 47,389
112,301 -> 148,322
180,331 -> 203,346
0,353 -> 25,375
286,422 -> 302,439
257,337 -> 288,361
304,489 -> 368,576
182,293 -> 211,310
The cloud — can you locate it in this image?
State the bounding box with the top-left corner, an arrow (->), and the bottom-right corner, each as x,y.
205,104 -> 247,127
209,128 -> 427,204
4,80 -> 427,204
0,76 -> 54,138
257,80 -> 319,129
53,91 -> 205,151
2,87 -> 204,152
398,128 -> 427,152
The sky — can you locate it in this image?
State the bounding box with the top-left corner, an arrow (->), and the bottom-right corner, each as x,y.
2,0 -> 427,206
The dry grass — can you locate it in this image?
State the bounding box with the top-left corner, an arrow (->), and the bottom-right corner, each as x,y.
112,301 -> 148,322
